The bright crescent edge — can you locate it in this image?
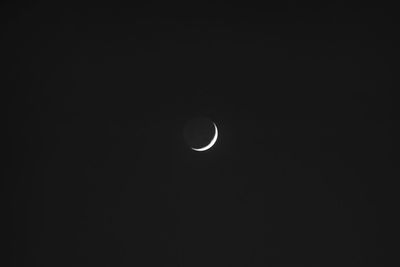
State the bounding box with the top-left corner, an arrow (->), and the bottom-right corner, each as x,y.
191,123 -> 218,151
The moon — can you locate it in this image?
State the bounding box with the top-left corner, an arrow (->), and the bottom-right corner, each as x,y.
191,122 -> 218,151
183,117 -> 218,152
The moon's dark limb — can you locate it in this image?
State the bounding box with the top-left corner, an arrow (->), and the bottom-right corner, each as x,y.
183,117 -> 215,149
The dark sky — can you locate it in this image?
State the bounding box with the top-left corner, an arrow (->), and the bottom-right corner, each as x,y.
4,1 -> 398,267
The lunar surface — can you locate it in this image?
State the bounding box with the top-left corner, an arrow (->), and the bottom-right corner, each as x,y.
183,117 -> 218,151
191,123 -> 218,151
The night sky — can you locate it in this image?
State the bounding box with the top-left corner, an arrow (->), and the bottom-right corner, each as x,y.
4,2 -> 397,267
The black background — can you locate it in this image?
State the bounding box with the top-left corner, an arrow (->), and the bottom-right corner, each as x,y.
4,1 -> 398,266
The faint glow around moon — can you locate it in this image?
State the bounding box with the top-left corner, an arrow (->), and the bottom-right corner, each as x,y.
191,123 -> 218,152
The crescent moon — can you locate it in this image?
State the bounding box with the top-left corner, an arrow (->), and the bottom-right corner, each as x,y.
191,123 -> 218,152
